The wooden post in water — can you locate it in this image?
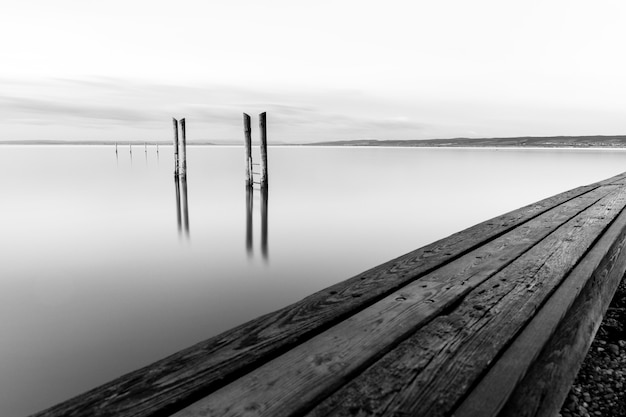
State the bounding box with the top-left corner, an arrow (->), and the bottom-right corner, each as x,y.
243,113 -> 253,188
179,118 -> 187,176
173,118 -> 179,176
259,112 -> 268,188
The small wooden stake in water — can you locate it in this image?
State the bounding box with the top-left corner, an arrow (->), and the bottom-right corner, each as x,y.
243,113 -> 253,188
179,118 -> 187,176
173,118 -> 179,176
115,142 -> 118,154
259,112 -> 269,188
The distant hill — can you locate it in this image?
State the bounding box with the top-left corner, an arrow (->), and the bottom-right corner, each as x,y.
306,136 -> 626,148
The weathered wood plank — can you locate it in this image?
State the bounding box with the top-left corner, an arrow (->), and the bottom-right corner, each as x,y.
453,195 -> 626,417
171,187 -> 617,417
32,180 -> 616,417
305,186 -> 626,417
496,210 -> 626,417
599,171 -> 626,185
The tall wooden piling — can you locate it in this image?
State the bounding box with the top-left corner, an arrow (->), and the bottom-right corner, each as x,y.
173,118 -> 179,175
179,118 -> 187,176
243,113 -> 253,188
259,112 -> 268,188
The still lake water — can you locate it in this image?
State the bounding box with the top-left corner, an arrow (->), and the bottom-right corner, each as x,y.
3,145 -> 626,416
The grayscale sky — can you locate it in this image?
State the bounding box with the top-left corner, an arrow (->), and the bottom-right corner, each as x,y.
2,0 -> 626,143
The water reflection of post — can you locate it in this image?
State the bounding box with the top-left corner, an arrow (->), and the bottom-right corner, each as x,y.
174,174 -> 190,238
175,175 -> 182,236
261,184 -> 269,260
180,175 -> 190,237
246,186 -> 253,256
245,186 -> 269,260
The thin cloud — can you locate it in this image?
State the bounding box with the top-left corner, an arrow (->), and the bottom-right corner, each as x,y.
0,96 -> 160,124
0,76 -> 434,142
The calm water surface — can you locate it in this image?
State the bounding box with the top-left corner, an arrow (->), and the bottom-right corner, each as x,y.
3,145 -> 626,416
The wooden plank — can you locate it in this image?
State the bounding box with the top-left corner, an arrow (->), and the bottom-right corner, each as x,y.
599,171 -> 626,185
305,186 -> 626,417
31,181 -> 612,417
453,196 -> 626,417
171,187 -> 616,417
497,212 -> 626,416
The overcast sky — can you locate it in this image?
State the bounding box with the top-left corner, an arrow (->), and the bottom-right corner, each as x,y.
3,0 -> 626,143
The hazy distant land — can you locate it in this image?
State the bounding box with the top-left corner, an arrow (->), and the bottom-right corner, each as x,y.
307,136 -> 626,148
4,135 -> 626,148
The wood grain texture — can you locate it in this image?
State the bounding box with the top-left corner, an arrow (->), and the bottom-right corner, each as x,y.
306,186 -> 626,417
497,211 -> 626,417
171,187 -> 616,417
453,197 -> 626,417
31,179 -> 620,417
599,171 -> 626,185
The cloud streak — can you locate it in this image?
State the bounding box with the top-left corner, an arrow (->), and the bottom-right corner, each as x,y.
0,77 -> 434,142
0,96 -> 159,124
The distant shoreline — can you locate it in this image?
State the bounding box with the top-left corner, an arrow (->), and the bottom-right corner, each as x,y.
303,135 -> 626,148
3,135 -> 626,148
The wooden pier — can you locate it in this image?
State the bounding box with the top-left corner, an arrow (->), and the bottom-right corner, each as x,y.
33,172 -> 626,417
